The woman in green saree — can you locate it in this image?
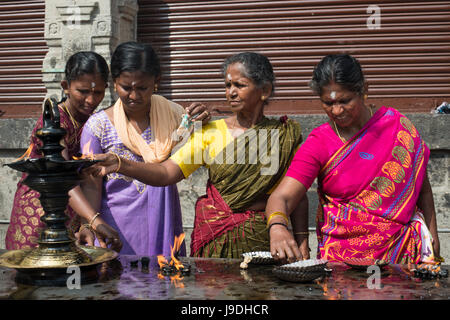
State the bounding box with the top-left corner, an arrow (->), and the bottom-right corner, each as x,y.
85,52 -> 309,259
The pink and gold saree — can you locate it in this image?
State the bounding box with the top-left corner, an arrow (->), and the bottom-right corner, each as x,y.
316,107 -> 434,264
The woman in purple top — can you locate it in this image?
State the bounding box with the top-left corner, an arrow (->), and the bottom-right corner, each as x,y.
80,42 -> 210,256
81,112 -> 183,256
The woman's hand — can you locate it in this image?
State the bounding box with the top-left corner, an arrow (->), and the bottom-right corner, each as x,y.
417,172 -> 441,261
269,224 -> 303,262
294,233 -> 311,260
83,153 -> 120,177
433,237 -> 441,261
265,176 -> 308,262
75,227 -> 95,247
186,102 -> 211,125
91,217 -> 123,253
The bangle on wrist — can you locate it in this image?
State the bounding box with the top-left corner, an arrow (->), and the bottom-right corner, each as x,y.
268,222 -> 288,233
294,231 -> 309,236
266,211 -> 289,227
88,212 -> 101,230
111,152 -> 122,173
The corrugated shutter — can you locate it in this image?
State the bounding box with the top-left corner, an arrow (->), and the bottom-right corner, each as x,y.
0,0 -> 47,118
137,0 -> 450,114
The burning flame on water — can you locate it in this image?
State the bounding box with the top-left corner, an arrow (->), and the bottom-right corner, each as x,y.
73,139 -> 94,160
316,279 -> 340,300
157,255 -> 169,269
157,233 -> 187,288
170,233 -> 185,270
170,274 -> 185,288
14,143 -> 34,161
157,273 -> 165,280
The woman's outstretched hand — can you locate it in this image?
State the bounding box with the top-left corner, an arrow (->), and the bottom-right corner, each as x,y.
186,102 -> 211,125
83,153 -> 120,177
269,224 -> 303,262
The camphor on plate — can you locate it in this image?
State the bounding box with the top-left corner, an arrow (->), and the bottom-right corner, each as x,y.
240,251 -> 275,269
272,259 -> 328,283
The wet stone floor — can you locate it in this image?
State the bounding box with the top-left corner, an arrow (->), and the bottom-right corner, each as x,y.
0,254 -> 448,300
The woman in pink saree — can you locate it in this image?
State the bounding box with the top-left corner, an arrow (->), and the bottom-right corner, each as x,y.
265,54 -> 441,264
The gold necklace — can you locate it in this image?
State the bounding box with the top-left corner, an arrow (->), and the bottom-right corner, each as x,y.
333,121 -> 346,143
333,106 -> 373,143
62,101 -> 81,129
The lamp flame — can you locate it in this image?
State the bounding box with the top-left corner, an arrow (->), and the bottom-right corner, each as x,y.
14,143 -> 34,161
73,139 -> 94,160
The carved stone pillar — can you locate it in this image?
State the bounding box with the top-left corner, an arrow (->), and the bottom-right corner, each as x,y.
42,0 -> 138,108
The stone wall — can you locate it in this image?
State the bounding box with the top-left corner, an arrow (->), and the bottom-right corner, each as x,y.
42,0 -> 138,109
1,114 -> 449,260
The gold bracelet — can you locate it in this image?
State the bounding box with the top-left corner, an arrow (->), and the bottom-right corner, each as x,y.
111,152 -> 122,173
266,211 -> 289,227
294,232 -> 309,235
88,212 -> 101,230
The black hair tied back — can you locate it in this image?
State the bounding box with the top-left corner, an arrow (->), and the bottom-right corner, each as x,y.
310,54 -> 365,96
64,51 -> 109,84
110,41 -> 161,80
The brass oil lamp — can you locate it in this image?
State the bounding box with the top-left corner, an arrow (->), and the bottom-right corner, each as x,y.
0,98 -> 117,286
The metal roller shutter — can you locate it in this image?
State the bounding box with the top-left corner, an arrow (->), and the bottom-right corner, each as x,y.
0,0 -> 47,119
137,0 -> 450,114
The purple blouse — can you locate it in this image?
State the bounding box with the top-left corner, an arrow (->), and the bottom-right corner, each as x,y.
80,110 -> 185,256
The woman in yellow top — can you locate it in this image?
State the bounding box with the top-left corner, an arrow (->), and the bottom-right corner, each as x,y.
86,52 -> 309,258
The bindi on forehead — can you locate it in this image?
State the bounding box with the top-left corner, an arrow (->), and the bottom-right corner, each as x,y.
330,91 -> 336,100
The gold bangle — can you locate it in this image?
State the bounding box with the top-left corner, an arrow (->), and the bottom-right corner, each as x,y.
89,212 -> 101,230
111,152 -> 122,173
266,211 -> 289,227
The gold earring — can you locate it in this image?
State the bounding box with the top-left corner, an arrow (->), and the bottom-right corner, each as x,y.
261,95 -> 266,101
154,84 -> 158,92
364,94 -> 368,100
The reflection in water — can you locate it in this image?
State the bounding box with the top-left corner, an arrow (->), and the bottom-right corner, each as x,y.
1,255 -> 448,300
313,263 -> 448,300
